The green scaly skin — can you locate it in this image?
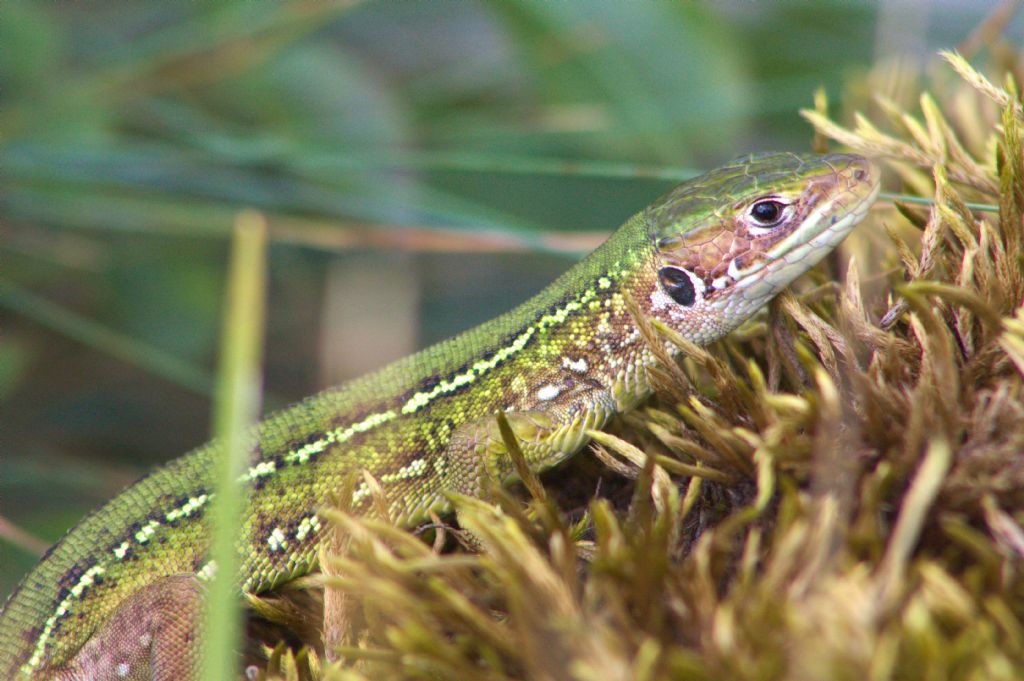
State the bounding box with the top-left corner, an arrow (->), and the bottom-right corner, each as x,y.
0,152 -> 879,680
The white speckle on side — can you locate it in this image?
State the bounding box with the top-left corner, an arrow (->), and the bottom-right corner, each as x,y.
70,566 -> 104,599
116,662 -> 130,677
352,482 -> 371,505
267,527 -> 289,553
294,514 -> 322,542
562,357 -> 588,373
139,633 -> 152,647
112,540 -> 131,560
242,460 -> 276,482
134,520 -> 160,545
165,493 -> 210,523
283,437 -> 329,465
536,384 -> 561,401
381,458 -> 430,484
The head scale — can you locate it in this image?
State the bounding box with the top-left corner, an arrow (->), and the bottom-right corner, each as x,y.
642,151 -> 879,343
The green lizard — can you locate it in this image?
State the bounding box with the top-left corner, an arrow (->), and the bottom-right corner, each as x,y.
0,152 -> 879,680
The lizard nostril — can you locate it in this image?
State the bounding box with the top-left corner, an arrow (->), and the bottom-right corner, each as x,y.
853,168 -> 868,182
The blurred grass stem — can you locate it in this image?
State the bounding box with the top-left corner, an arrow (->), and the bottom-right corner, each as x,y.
200,212 -> 268,681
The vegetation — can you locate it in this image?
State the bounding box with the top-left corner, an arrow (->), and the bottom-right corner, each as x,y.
241,50 -> 1024,681
3,3 -> 1024,680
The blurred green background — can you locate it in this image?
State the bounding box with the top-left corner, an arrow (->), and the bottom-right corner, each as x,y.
0,0 -> 1017,597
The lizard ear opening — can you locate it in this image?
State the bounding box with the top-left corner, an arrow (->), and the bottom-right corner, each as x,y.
658,266 -> 698,307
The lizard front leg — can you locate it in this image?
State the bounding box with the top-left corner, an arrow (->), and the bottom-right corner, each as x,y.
441,385 -> 619,505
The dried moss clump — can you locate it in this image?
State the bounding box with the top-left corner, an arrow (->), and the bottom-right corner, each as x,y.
256,52 -> 1024,681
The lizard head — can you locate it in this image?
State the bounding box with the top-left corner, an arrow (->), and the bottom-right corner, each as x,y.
642,151 -> 879,343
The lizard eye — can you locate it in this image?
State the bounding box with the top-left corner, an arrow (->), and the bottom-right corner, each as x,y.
658,266 -> 697,306
749,199 -> 785,227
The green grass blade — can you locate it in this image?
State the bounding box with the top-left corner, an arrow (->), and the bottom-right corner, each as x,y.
201,212 -> 268,681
